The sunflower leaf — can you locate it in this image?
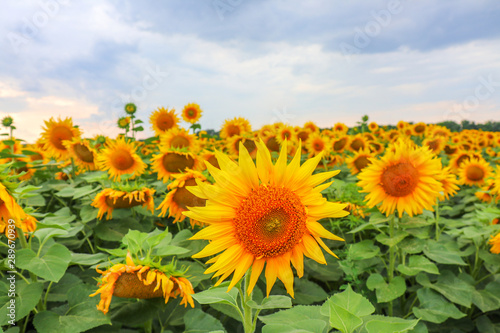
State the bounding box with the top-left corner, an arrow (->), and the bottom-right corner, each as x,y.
15,243 -> 71,282
192,283 -> 239,308
412,288 -> 466,324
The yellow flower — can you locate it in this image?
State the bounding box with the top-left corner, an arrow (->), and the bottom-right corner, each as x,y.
182,103 -> 202,124
124,103 -> 137,115
157,170 -> 206,226
346,148 -> 374,175
357,139 -> 443,217
92,188 -> 155,220
159,128 -> 199,151
96,138 -> 146,181
332,122 -> 349,134
184,140 -> 348,297
275,124 -> 296,145
40,117 -> 81,160
151,150 -> 200,182
368,122 -> 379,132
150,107 -> 179,135
63,137 -> 96,170
220,117 -> 252,139
331,135 -> 350,153
348,134 -> 367,152
489,233 -> 500,254
437,167 -> 460,201
458,157 -> 492,186
226,136 -> 257,159
90,253 -> 194,314
305,133 -> 331,157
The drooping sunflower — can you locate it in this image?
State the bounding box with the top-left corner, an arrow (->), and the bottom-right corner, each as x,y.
160,128 -> 199,151
305,133 -> 331,157
346,149 -> 374,175
184,140 -> 348,297
181,103 -> 202,124
90,252 -> 195,314
457,157 -> 492,186
357,139 -> 444,217
92,187 -> 155,220
157,170 -> 207,226
40,117 -> 81,160
150,107 -> 179,135
151,150 -> 200,182
63,137 -> 97,170
220,117 -> 252,139
96,138 -> 146,181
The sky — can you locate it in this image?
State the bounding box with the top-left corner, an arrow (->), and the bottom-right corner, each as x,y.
1,0 -> 500,142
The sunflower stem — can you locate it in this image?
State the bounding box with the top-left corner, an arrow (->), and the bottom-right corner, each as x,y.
388,213 -> 396,317
240,271 -> 255,333
435,199 -> 441,241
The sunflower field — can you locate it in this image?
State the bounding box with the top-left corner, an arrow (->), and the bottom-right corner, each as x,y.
1,105 -> 500,333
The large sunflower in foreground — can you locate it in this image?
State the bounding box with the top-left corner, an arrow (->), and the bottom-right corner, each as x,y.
181,103 -> 202,124
357,139 -> 444,217
150,107 -> 179,135
96,138 -> 146,181
90,252 -> 194,314
40,117 -> 81,160
183,140 -> 348,297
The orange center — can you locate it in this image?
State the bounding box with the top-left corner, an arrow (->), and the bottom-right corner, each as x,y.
297,131 -> 309,142
110,149 -> 135,170
350,138 -> 364,151
157,113 -> 174,131
170,135 -> 190,148
233,185 -> 307,258
173,178 -> 206,209
73,143 -> 94,163
466,165 -> 485,181
226,124 -> 241,137
162,152 -> 195,173
426,140 -> 439,152
381,162 -> 419,197
50,126 -> 74,150
354,155 -> 370,171
313,139 -> 324,152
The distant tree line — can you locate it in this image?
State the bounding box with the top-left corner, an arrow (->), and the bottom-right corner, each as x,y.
437,120 -> 500,132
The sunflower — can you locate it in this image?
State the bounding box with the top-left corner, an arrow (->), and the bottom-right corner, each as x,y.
261,135 -> 281,153
303,121 -> 319,133
357,139 -> 443,217
489,233 -> 500,254
346,149 -> 374,175
367,122 -> 379,132
149,107 -> 179,135
90,252 -> 194,314
220,117 -> 252,139
184,140 -> 348,297
117,116 -> 131,130
448,151 -> 481,171
332,122 -> 349,134
443,144 -> 458,155
96,138 -> 146,181
412,122 -> 426,136
124,103 -> 137,115
423,136 -> 445,155
458,158 -> 492,186
368,141 -> 384,155
0,181 -> 26,230
305,133 -> 331,157
396,120 -> 408,131
40,117 -> 81,160
92,187 -> 155,220
200,150 -> 220,169
152,150 -> 200,182
182,103 -> 202,124
275,124 -> 296,145
437,167 -> 460,201
491,166 -> 500,197
348,134 -> 367,152
160,128 -> 199,151
157,170 -> 207,226
2,116 -> 13,127
226,136 -> 258,159
63,138 -> 97,171
331,135 -> 350,153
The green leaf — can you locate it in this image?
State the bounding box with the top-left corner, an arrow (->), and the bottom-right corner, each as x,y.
133,126 -> 144,132
348,240 -> 380,260
292,278 -> 329,305
247,295 -> 292,310
72,185 -> 100,199
94,217 -> 145,241
399,216 -> 434,229
263,319 -> 328,333
412,288 -> 466,324
70,253 -> 108,265
183,309 -> 225,333
16,243 -> 72,282
361,315 -> 419,333
0,280 -> 43,325
260,305 -> 329,333
134,119 -> 143,124
153,245 -> 190,257
23,194 -> 46,206
366,274 -> 406,303
304,256 -> 343,282
122,229 -> 150,255
397,255 -> 439,276
47,273 -> 82,302
321,285 -> 375,333
192,283 -> 239,308
34,285 -> 111,333
376,230 -> 409,247
34,228 -> 68,245
398,238 -> 425,254
423,241 -> 467,265
415,270 -> 473,307
56,186 -> 76,197
79,205 -> 98,223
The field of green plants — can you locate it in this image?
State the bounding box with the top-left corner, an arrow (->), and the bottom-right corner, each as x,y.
1,106 -> 500,333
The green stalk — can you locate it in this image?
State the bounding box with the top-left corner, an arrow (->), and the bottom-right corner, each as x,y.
435,199 -> 441,241
388,213 -> 396,316
239,271 -> 255,333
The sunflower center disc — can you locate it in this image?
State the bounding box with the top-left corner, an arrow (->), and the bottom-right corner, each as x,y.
162,152 -> 195,173
173,178 -> 206,209
170,136 -> 190,148
50,126 -> 73,150
111,148 -> 135,170
233,185 -> 307,258
188,109 -> 195,117
227,124 -> 240,137
158,114 -> 174,130
354,156 -> 370,171
381,162 -> 419,197
466,165 -> 485,181
74,143 -> 94,163
333,138 -> 347,151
